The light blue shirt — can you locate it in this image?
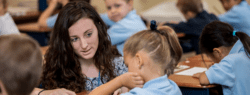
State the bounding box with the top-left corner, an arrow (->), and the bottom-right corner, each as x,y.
101,10 -> 147,55
46,14 -> 58,28
121,75 -> 182,95
219,1 -> 250,36
0,13 -> 20,35
205,40 -> 250,95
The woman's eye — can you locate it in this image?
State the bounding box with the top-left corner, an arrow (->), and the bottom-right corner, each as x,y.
86,32 -> 92,37
71,38 -> 78,42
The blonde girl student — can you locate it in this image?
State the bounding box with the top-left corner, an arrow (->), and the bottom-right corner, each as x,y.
100,0 -> 147,55
32,1 -> 127,95
193,21 -> 250,95
89,20 -> 183,95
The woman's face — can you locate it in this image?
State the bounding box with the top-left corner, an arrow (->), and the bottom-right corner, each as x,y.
68,18 -> 99,60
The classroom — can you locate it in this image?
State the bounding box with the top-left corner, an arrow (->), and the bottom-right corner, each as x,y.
0,0 -> 250,95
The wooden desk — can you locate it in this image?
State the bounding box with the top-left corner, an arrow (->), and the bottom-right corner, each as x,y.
12,11 -> 41,24
17,22 -> 52,32
169,55 -> 221,95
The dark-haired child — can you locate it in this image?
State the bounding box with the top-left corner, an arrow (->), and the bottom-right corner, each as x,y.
89,21 -> 182,95
193,21 -> 250,95
0,34 -> 42,95
163,0 -> 218,54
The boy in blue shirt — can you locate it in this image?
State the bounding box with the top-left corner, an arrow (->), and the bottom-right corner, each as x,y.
219,0 -> 250,36
162,0 -> 218,54
89,22 -> 182,95
101,0 -> 147,56
194,21 -> 250,95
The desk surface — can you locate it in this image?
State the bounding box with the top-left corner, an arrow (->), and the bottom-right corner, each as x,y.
17,22 -> 52,32
169,54 -> 215,88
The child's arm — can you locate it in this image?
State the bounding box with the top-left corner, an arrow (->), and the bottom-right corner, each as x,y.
38,0 -> 58,27
193,72 -> 210,85
89,72 -> 144,95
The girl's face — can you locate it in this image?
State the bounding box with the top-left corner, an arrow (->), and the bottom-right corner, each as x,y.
220,0 -> 241,11
105,0 -> 133,22
68,18 -> 99,60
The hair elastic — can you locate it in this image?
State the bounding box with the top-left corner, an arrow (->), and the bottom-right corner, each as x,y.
150,20 -> 157,31
233,30 -> 237,36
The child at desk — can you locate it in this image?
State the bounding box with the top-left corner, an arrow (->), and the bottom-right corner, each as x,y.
162,0 -> 218,54
100,0 -> 147,55
219,0 -> 250,36
193,21 -> 250,95
0,0 -> 20,35
89,21 -> 182,95
38,0 -> 90,28
0,34 -> 42,95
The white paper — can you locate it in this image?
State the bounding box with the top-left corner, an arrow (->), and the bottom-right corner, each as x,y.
174,65 -> 190,72
175,67 -> 207,76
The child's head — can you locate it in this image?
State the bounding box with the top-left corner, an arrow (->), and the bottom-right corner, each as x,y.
43,1 -> 118,92
176,0 -> 203,20
0,0 -> 7,15
0,34 -> 42,95
200,21 -> 250,63
104,0 -> 133,22
220,0 -> 242,11
123,21 -> 182,78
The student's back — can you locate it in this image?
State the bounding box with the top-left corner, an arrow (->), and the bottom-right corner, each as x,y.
163,0 -> 218,54
219,0 -> 250,36
196,21 -> 250,95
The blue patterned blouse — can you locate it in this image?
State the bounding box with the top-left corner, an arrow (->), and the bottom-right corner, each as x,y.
85,57 -> 128,91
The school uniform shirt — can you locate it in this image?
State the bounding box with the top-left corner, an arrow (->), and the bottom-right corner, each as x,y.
121,75 -> 182,95
219,1 -> 250,36
164,10 -> 218,54
100,10 -> 147,56
46,14 -> 58,28
0,13 -> 20,35
205,40 -> 250,95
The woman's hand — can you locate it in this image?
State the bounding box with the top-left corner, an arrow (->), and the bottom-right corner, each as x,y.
120,72 -> 144,89
40,88 -> 76,95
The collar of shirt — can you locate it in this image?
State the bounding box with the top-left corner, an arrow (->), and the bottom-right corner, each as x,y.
143,75 -> 169,89
229,40 -> 244,54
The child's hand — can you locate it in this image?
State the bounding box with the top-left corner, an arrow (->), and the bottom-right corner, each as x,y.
120,72 -> 144,89
193,72 -> 202,78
